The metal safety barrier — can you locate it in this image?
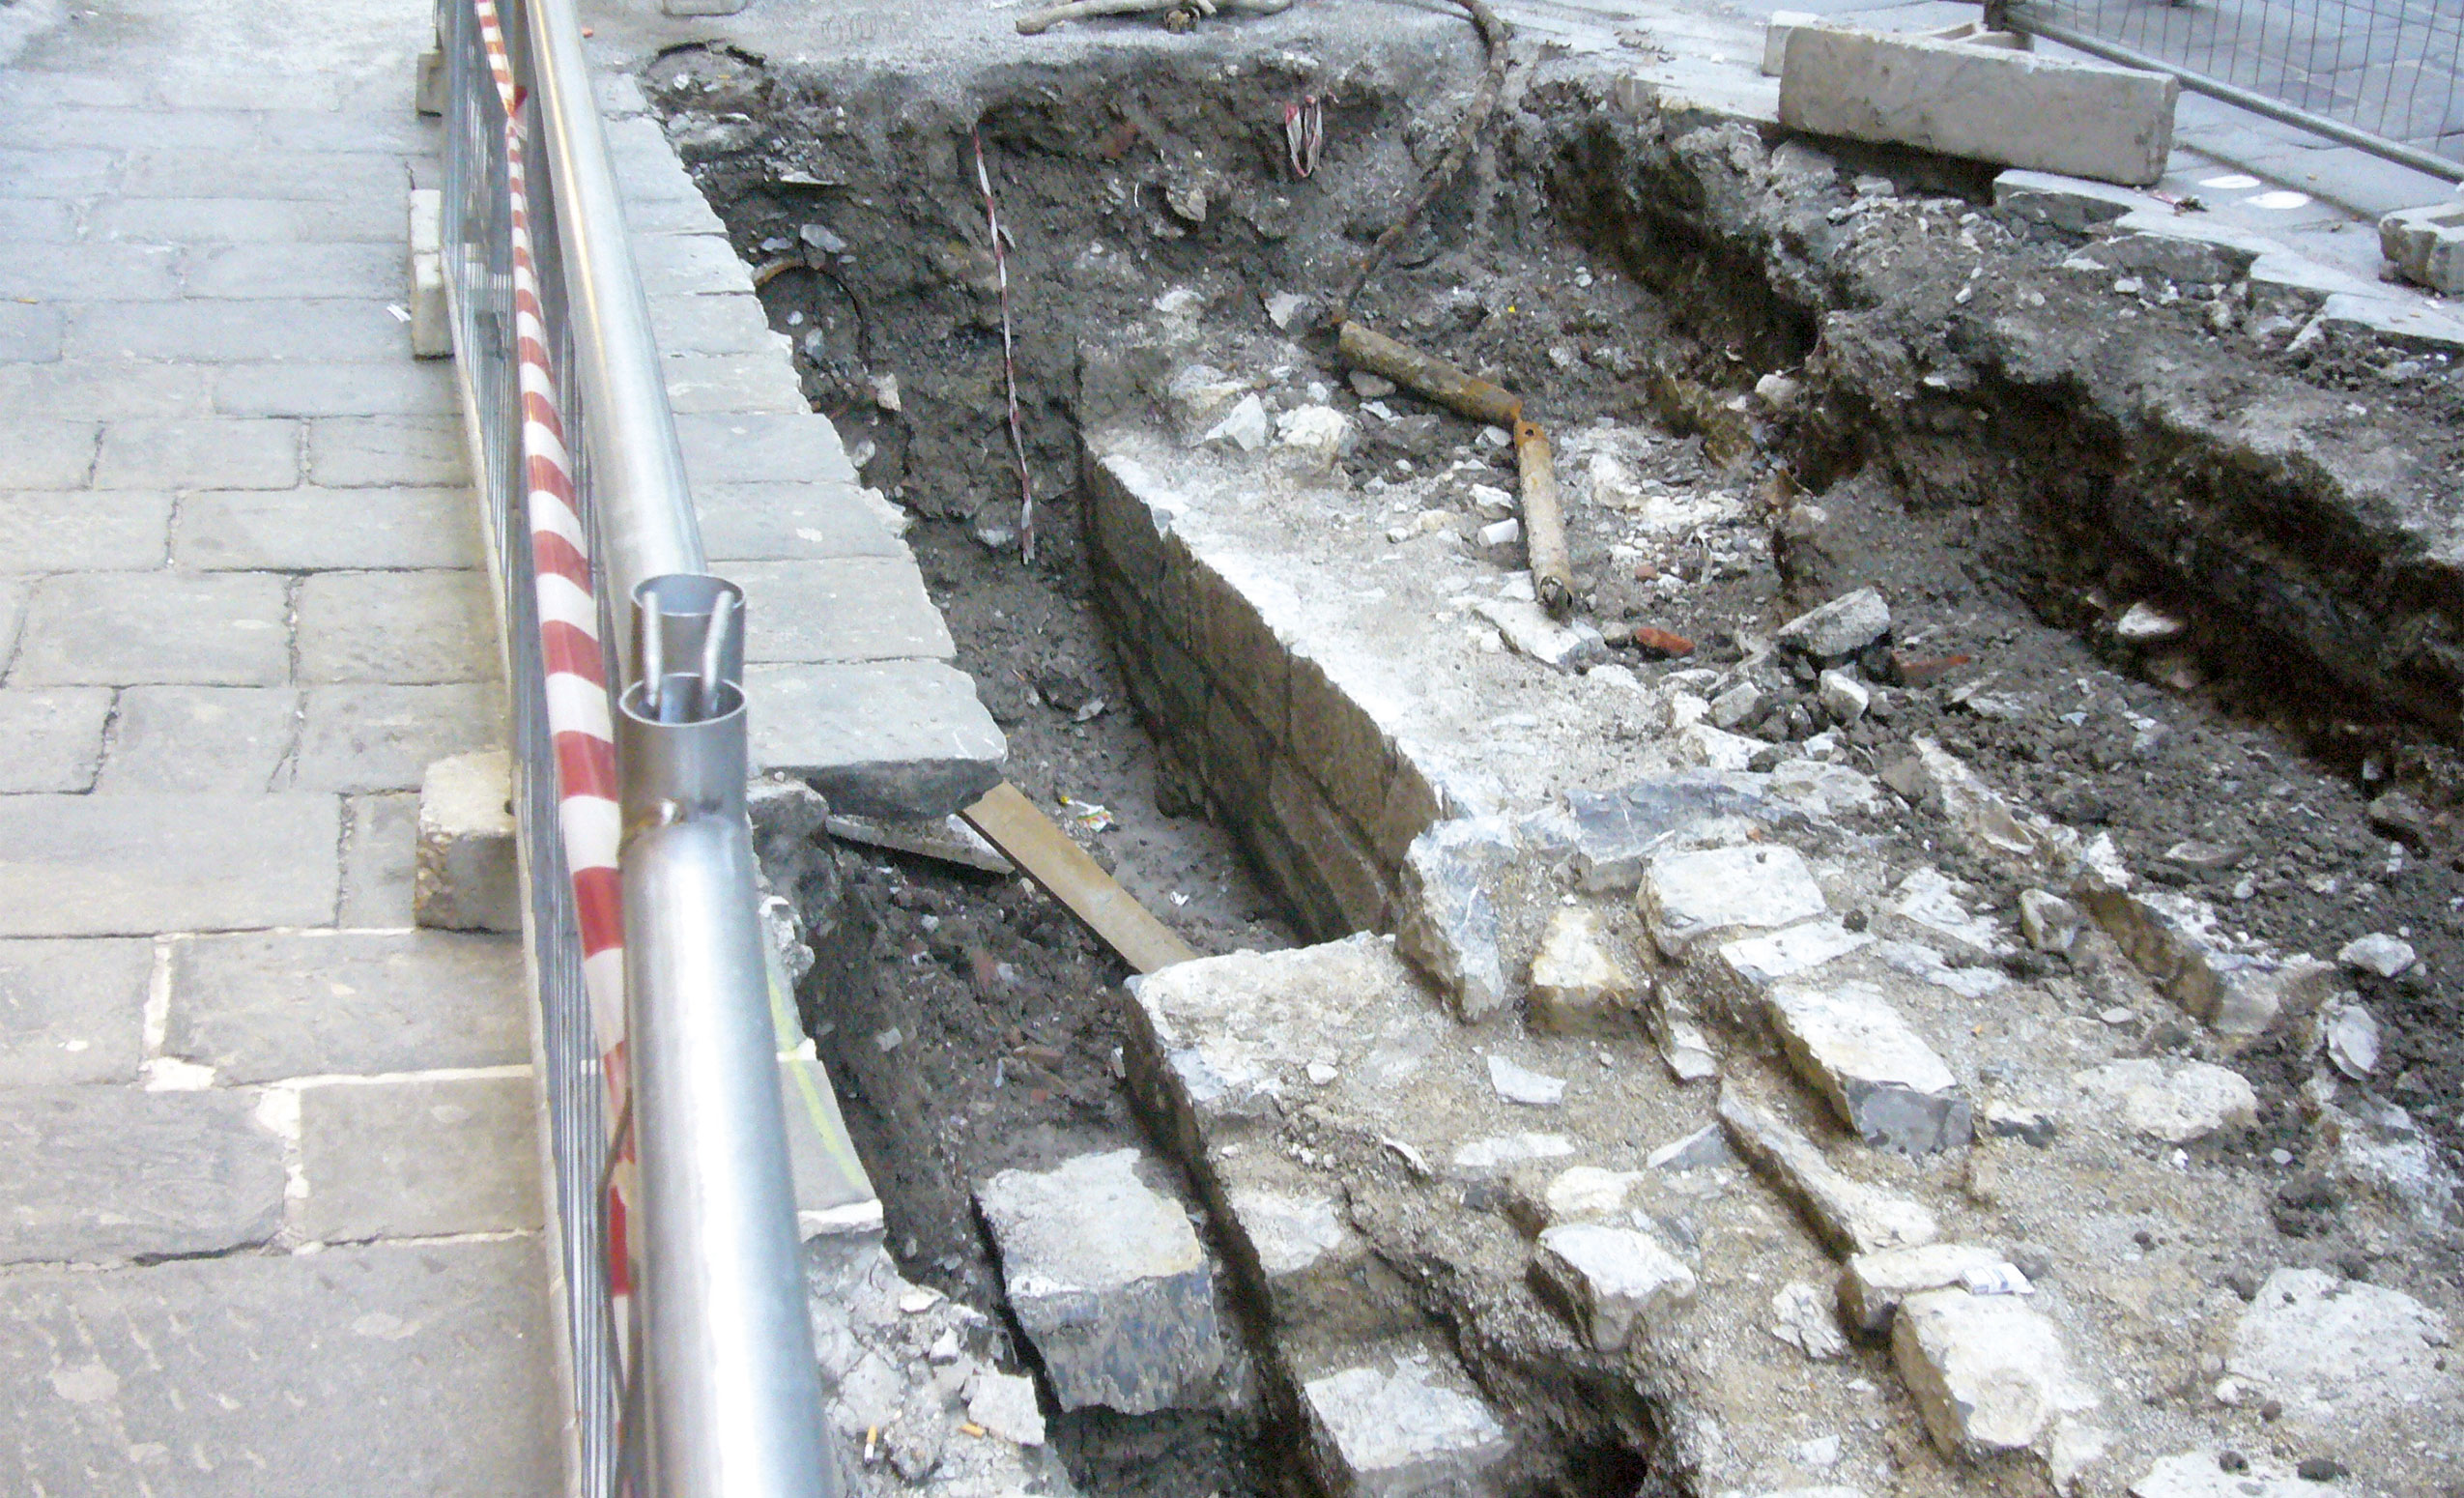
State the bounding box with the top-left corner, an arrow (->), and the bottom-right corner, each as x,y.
434,0 -> 839,1492
1997,0 -> 2464,181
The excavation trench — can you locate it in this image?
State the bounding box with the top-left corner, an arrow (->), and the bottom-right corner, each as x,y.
647,28 -> 2464,1498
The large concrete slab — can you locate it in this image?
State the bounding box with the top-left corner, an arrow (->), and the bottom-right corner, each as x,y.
0,1238 -> 563,1494
0,793 -> 339,936
0,1086 -> 283,1262
746,661 -> 1005,818
0,487 -> 172,570
0,937 -> 153,1086
14,571 -> 292,686
296,570 -> 498,684
298,1074 -> 545,1240
166,930 -> 528,1082
696,479 -> 907,562
731,559 -> 957,663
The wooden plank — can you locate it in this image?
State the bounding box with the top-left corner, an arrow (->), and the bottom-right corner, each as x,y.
960,782 -> 1200,974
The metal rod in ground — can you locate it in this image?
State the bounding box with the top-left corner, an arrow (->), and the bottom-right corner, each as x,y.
1336,321 -> 1523,428
1514,418 -> 1576,618
971,127 -> 1039,562
960,783 -> 1199,974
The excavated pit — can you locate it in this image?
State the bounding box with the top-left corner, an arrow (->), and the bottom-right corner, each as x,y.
647,27 -> 2464,1498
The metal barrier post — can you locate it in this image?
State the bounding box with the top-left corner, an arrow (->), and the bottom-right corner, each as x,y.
616,577 -> 836,1498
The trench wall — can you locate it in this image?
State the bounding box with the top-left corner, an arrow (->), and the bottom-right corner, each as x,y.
1085,447 -> 1447,943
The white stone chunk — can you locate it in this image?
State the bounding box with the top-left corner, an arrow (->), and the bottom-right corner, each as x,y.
2020,888 -> 2084,954
1534,1224 -> 1698,1351
964,1368 -> 1047,1446
1893,1289 -> 2082,1457
1717,1087 -> 1938,1257
1303,1357 -> 1511,1498
1486,1053 -> 1565,1108
1774,587 -> 1891,659
1449,1133 -> 1574,1174
1719,919 -> 1873,989
1768,1280 -> 1848,1360
1767,983 -> 1971,1155
1893,866 -> 2003,955
2336,932 -> 2416,978
1640,845 -> 1827,956
2326,1000 -> 2381,1079
2131,1452 -> 2340,1498
2113,601 -> 2186,643
1543,1166 -> 1642,1222
2229,1267 -> 2453,1426
1838,1243 -> 2017,1333
1527,907 -> 1642,1033
1817,668 -> 1870,723
1200,392 -> 1270,451
975,1150 -> 1222,1414
2073,1059 -> 2257,1143
1225,1187 -> 1355,1279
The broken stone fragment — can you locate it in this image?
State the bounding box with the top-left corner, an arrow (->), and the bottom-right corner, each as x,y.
963,1367 -> 1047,1446
1646,1125 -> 1733,1172
1563,775 -> 1769,894
1486,1053 -> 1565,1107
1200,392 -> 1271,451
1767,983 -> 1972,1155
415,749 -> 520,933
1532,1223 -> 1698,1351
1768,1280 -> 1848,1360
2323,1000 -> 2380,1080
1393,817 -> 1520,1023
2019,888 -> 2083,954
1543,1166 -> 1643,1221
1165,362 -> 1247,434
2076,884 -> 2336,1039
1526,907 -> 1641,1033
2335,932 -> 2416,979
1449,1132 -> 1575,1176
1981,1100 -> 2057,1147
1909,737 -> 2064,875
1838,1243 -> 2020,1333
1775,587 -> 1891,660
1709,679 -> 1764,730
1275,404 -> 1352,467
1639,844 -> 1827,957
1474,596 -> 1600,669
2112,601 -> 2186,644
974,1150 -> 1223,1414
1817,668 -> 1869,723
2227,1267 -> 2456,1457
2073,1058 -> 2257,1143
1893,1288 -> 2079,1458
1301,1355 -> 1511,1498
2364,790 -> 2431,848
2129,1452 -> 2342,1497
1715,1086 -> 1939,1257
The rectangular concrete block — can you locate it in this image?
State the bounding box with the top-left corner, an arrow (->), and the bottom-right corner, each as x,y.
695,479 -> 905,562
0,1240 -> 562,1492
744,660 -> 1004,819
646,291 -> 786,355
307,415 -> 468,486
673,411 -> 859,486
0,688 -> 114,792
1640,844 -> 1827,956
298,1074 -> 545,1240
415,748 -> 520,932
660,353 -> 814,415
0,792 -> 339,936
2380,201 -> 2464,295
1301,1349 -> 1511,1498
167,929 -> 529,1082
0,360 -> 212,419
0,1087 -> 284,1262
69,299 -> 406,361
211,359 -> 457,418
0,487 -> 171,570
0,937 -> 153,1085
0,421 -> 95,487
1779,27 -> 2178,187
93,417 -> 301,491
1532,1223 -> 1697,1352
1767,981 -> 1971,1155
85,194 -> 405,245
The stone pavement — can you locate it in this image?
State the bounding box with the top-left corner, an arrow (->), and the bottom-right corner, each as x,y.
0,0 -> 565,1491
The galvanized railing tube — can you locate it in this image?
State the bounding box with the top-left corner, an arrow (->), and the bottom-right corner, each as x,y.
515,0 -> 705,606
504,0 -> 838,1492
616,580 -> 833,1497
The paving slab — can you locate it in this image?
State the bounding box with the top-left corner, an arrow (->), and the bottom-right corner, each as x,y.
340,792 -> 418,927
96,684 -> 300,792
674,411 -> 861,486
69,299 -> 405,362
306,416 -> 470,487
0,360 -> 213,418
292,681 -> 505,792
745,660 -> 1006,818
0,1086 -> 284,1262
0,1238 -> 562,1494
298,1074 -> 545,1240
14,571 -> 291,686
0,198 -> 76,241
697,478 -> 906,562
659,352 -> 812,415
296,570 -> 498,684
0,421 -> 96,488
118,147 -> 406,202
186,241 -> 408,300
731,559 -> 957,663
0,242 -> 184,301
0,145 -> 116,196
0,937 -> 153,1086
6,103 -> 259,152
212,359 -> 459,418
0,792 -> 339,936
0,302 -> 63,363
645,290 -> 788,355
0,488 -> 172,569
167,929 -> 528,1082
85,194 -> 405,245
178,486 -> 475,570
0,688 -> 115,792
93,417 -> 301,490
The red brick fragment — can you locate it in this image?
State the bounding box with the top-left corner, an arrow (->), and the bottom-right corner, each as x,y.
1630,627 -> 1695,658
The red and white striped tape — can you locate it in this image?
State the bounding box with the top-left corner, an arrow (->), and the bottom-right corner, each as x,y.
473,0 -> 636,1311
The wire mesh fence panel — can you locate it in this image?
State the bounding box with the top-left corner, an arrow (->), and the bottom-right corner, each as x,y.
2011,0 -> 2464,165
440,0 -> 623,1489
